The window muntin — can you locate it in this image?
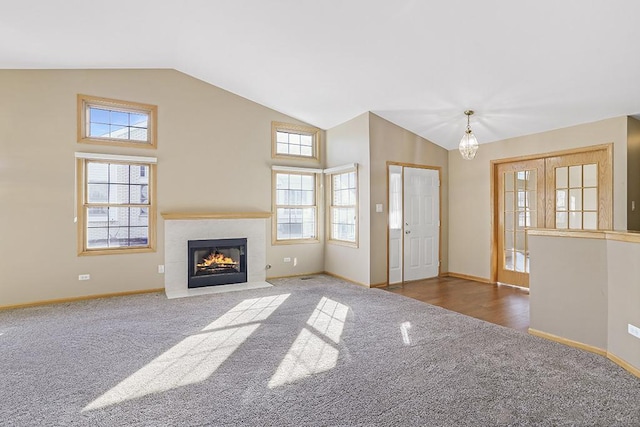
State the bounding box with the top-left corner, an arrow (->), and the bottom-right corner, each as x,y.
79,158 -> 155,254
329,170 -> 357,244
272,122 -> 320,161
274,172 -> 317,242
78,95 -> 157,148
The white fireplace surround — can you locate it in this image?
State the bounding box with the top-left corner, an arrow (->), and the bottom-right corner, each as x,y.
163,213 -> 272,298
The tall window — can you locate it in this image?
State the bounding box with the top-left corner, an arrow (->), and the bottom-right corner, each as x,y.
329,169 -> 358,244
273,172 -> 317,243
78,94 -> 158,148
77,155 -> 156,254
272,122 -> 320,161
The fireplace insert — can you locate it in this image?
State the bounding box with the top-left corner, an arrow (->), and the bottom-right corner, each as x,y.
187,238 -> 247,288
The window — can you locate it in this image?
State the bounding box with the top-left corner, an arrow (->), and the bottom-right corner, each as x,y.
78,94 -> 157,148
77,154 -> 156,255
329,169 -> 358,244
273,171 -> 318,243
272,122 -> 320,161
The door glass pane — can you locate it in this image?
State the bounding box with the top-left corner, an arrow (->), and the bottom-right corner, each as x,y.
505,192 -> 514,211
516,171 -> 526,190
505,212 -> 514,231
526,171 -> 536,190
583,164 -> 597,187
515,231 -> 526,251
556,167 -> 568,188
583,188 -> 597,211
569,212 -> 582,229
569,189 -> 582,211
504,250 -> 514,271
569,165 -> 582,188
556,190 -> 568,210
584,212 -> 597,230
515,251 -> 526,272
505,172 -> 514,191
517,191 -> 526,209
505,231 -> 514,251
556,212 -> 568,229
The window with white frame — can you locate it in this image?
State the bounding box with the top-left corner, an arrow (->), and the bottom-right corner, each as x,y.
78,94 -> 157,148
272,122 -> 320,161
274,171 -> 317,242
77,154 -> 155,254
329,168 -> 358,244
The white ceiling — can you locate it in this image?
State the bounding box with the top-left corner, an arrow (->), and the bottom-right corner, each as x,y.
3,1 -> 640,150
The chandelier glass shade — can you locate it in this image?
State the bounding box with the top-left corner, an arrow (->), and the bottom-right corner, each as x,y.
459,110 -> 478,160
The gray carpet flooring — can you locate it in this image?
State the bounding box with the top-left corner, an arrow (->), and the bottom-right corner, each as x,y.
1,274 -> 639,426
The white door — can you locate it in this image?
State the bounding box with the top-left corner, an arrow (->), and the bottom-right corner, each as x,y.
388,165 -> 403,284
403,167 -> 439,281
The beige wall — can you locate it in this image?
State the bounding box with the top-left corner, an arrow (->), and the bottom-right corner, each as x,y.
368,114 -> 449,285
627,117 -> 640,231
529,231 -> 640,374
0,69 -> 324,306
324,113 -> 371,285
448,117 -> 628,280
528,234 -> 608,350
607,239 -> 640,371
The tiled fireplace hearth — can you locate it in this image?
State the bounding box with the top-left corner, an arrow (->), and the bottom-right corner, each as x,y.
162,212 -> 272,298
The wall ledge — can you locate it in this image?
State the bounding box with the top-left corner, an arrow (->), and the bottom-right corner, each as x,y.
528,228 -> 640,243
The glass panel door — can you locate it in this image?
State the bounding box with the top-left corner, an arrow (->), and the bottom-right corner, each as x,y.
496,159 -> 545,288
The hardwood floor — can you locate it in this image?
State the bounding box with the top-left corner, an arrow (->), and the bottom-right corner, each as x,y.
385,276 -> 530,332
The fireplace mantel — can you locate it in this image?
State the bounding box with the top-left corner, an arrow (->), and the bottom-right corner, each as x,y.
161,212 -> 271,220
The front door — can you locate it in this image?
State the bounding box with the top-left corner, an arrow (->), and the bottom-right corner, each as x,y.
403,167 -> 439,281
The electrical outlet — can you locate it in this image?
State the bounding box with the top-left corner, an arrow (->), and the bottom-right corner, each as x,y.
158,265 -> 165,274
78,274 -> 90,281
284,257 -> 291,262
628,323 -> 640,339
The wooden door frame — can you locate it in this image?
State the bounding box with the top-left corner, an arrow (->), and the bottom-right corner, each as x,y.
490,143 -> 613,284
386,161 -> 442,285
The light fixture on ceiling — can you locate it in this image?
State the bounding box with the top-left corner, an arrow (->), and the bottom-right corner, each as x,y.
459,110 -> 479,160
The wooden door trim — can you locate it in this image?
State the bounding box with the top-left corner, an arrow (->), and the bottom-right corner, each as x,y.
386,162 -> 442,285
490,143 -> 613,284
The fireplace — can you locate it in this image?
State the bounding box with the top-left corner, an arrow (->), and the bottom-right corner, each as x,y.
187,238 -> 247,288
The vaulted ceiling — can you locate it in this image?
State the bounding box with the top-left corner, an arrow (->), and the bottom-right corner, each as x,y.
3,1 -> 640,149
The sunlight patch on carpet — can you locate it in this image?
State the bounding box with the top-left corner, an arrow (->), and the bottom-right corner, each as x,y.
400,321 -> 412,345
83,293 -> 290,411
268,297 -> 348,388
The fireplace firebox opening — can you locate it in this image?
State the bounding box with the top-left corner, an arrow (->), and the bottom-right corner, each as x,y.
187,238 -> 247,288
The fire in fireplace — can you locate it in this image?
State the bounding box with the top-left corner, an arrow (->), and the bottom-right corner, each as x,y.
187,238 -> 247,288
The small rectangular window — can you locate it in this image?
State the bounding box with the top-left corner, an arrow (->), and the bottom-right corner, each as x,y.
77,156 -> 156,255
273,171 -> 318,243
329,169 -> 358,245
78,94 -> 157,148
272,122 -> 320,161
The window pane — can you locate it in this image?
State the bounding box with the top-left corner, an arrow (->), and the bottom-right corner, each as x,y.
290,174 -> 302,189
87,227 -> 108,248
516,171 -> 526,190
130,127 -> 148,142
515,251 -> 526,273
111,111 -> 129,126
276,131 -> 288,143
87,184 -> 108,203
556,190 -> 568,211
109,164 -> 130,184
89,123 -> 110,138
505,231 -> 514,251
109,184 -> 130,204
301,175 -> 314,190
505,192 -> 514,212
89,107 -> 110,124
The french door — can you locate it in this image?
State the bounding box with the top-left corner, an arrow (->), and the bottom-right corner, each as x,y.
493,145 -> 612,288
496,159 -> 545,287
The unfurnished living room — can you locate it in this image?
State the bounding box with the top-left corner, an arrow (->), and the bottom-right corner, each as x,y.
1,1 -> 639,426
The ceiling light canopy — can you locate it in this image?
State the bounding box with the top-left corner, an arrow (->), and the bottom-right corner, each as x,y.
459,110 -> 479,160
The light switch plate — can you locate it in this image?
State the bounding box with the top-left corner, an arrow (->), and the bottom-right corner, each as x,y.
375,204 -> 383,213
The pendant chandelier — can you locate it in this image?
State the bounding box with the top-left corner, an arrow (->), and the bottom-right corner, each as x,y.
459,110 -> 479,160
